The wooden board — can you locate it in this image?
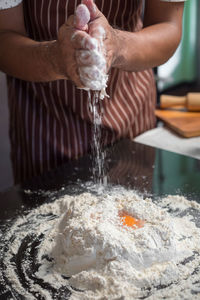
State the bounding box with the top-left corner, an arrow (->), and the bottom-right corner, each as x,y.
155,109 -> 200,138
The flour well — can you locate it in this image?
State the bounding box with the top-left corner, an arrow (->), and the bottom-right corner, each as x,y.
1,185 -> 200,299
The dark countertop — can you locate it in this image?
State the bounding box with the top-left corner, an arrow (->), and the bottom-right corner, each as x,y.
0,139 -> 200,222
0,139 -> 200,299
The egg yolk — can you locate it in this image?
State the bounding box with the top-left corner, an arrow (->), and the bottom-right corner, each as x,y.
120,215 -> 144,229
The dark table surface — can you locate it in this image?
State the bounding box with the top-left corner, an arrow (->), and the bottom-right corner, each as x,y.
0,139 -> 200,299
0,139 -> 200,222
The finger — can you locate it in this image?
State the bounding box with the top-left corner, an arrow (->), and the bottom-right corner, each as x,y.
66,15 -> 75,27
75,4 -> 90,31
79,66 -> 107,90
88,23 -> 106,42
70,65 -> 86,89
71,31 -> 98,50
76,49 -> 106,69
81,0 -> 102,20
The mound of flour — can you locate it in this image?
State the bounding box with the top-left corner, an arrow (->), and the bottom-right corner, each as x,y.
35,188 -> 200,299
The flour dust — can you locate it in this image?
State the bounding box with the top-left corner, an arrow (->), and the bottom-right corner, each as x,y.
1,184 -> 200,300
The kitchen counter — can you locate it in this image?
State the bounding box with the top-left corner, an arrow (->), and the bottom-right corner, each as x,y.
0,139 -> 200,221
0,139 -> 200,299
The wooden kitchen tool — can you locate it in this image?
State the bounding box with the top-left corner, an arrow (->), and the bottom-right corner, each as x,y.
155,109 -> 200,138
160,93 -> 200,111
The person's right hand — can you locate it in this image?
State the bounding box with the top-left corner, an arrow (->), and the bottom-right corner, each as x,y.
55,5 -> 96,88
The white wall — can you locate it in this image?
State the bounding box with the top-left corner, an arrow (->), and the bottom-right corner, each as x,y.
0,71 -> 13,190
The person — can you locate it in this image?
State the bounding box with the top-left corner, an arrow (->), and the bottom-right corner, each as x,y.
0,0 -> 186,184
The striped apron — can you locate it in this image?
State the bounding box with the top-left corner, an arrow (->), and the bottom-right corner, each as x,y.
7,0 -> 156,183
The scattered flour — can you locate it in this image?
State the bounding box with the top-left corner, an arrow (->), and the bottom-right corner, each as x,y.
1,185 -> 200,299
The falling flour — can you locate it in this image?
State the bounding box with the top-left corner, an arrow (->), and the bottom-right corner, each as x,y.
1,185 -> 200,299
73,4 -> 109,184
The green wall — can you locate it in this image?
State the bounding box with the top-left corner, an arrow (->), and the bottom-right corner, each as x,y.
158,0 -> 198,91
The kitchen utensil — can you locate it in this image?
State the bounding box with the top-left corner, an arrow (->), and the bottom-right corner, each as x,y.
160,93 -> 200,111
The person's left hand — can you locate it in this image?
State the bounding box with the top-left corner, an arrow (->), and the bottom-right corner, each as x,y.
81,0 -> 119,73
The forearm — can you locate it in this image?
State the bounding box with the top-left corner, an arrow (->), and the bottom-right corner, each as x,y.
0,31 -> 64,82
113,22 -> 182,72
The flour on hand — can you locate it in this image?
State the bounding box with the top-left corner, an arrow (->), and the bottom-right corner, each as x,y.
78,26 -> 109,99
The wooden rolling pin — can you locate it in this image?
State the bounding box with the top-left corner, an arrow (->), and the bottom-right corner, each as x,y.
160,93 -> 200,111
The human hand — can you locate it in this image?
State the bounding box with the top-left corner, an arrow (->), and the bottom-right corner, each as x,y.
74,2 -> 109,92
56,1 -> 111,92
55,4 -> 96,88
81,0 -> 119,73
